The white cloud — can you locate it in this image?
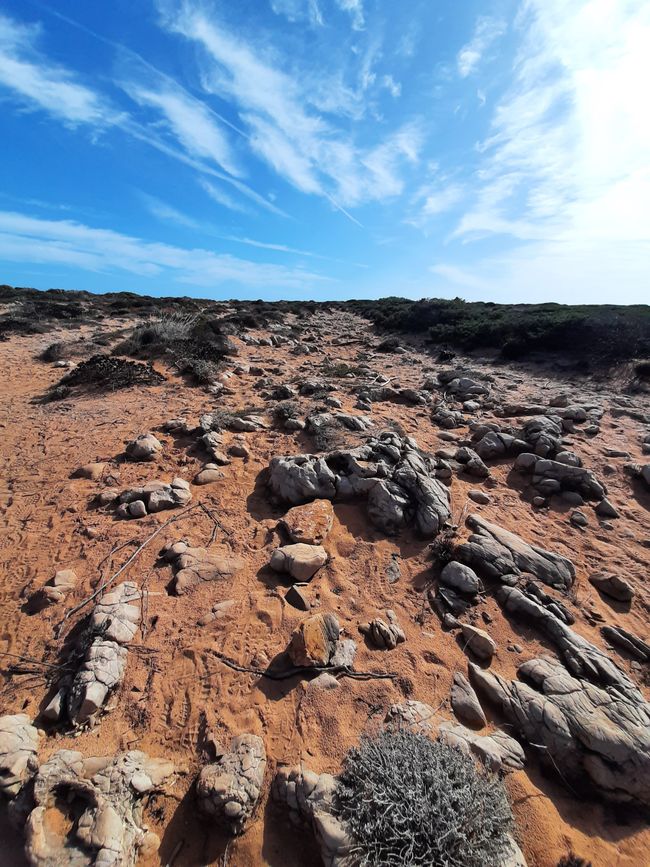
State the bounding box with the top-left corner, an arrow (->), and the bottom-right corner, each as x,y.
198,179 -> 252,215
431,239 -> 650,304
0,13 -> 120,126
454,0 -> 650,256
120,80 -> 240,176
270,0 -> 323,27
0,210 -> 327,289
335,0 -> 365,30
381,74 -> 401,98
457,16 -> 506,78
160,2 -> 421,207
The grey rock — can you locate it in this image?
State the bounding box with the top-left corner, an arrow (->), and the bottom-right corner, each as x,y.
601,626 -> 650,662
470,656 -> 650,806
589,572 -> 633,602
461,624 -> 496,661
270,543 -> 328,582
160,542 -> 244,595
456,514 -> 575,590
468,489 -> 491,505
359,610 -> 405,650
438,722 -> 524,774
451,672 -> 487,728
272,766 -> 354,867
196,734 -> 266,834
25,749 -> 174,867
267,431 -> 451,538
125,433 -> 162,462
0,714 -> 40,799
440,561 -> 483,595
595,498 -> 620,519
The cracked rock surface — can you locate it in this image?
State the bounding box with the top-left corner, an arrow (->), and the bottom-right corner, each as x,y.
196,734 -> 266,834
25,749 -> 174,867
0,714 -> 40,799
161,541 -> 244,594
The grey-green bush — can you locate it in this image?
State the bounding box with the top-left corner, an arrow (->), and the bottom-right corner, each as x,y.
335,729 -> 514,867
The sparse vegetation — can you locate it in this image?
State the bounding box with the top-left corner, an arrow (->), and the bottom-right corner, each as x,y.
429,528 -> 458,565
557,855 -> 593,867
54,354 -> 165,394
334,729 -> 514,867
272,400 -> 300,424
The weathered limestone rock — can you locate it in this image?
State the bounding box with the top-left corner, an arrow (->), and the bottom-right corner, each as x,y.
456,514 -> 575,591
67,639 -> 128,725
474,431 -> 527,461
114,478 -> 191,518
196,735 -> 266,834
125,433 -> 162,462
461,624 -> 496,661
194,464 -> 225,485
438,722 -> 524,774
601,626 -> 650,662
496,585 -> 642,700
440,561 -> 483,596
25,749 -> 174,867
0,714 -> 40,799
384,701 -> 436,734
268,431 -> 451,538
289,613 -> 340,667
515,453 -> 606,501
454,447 -> 490,478
280,500 -> 334,545
43,583 -> 142,726
38,569 -> 78,605
589,572 -> 634,602
160,541 -> 244,595
359,610 -> 405,650
90,582 -> 141,644
270,543 -> 328,582
470,657 -> 650,806
521,416 -> 563,458
451,672 -> 487,728
272,766 -> 354,867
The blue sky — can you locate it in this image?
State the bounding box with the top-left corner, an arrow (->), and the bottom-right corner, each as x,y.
0,0 -> 648,303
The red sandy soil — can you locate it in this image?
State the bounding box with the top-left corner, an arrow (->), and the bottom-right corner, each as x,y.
0,310 -> 649,866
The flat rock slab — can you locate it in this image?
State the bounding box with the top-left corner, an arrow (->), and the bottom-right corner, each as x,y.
279,500 -> 334,545
289,613 -> 340,667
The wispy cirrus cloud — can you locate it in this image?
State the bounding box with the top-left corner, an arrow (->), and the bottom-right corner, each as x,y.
457,16 -> 506,78
270,0 -> 323,27
335,0 -> 365,30
159,1 -> 421,209
120,79 -> 241,176
0,13 -> 120,126
0,210 -> 327,288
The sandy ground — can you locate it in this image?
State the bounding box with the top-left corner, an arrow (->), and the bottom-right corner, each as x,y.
0,311 -> 649,866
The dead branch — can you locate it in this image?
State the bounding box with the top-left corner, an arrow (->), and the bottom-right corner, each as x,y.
54,503 -> 201,638
202,650 -> 397,682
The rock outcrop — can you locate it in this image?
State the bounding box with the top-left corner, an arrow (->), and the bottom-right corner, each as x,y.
25,749 -> 174,866
0,714 -> 40,799
111,478 -> 191,518
515,453 -> 606,501
160,541 -> 244,594
196,734 -> 266,834
270,543 -> 328,582
456,514 -> 575,591
358,610 -> 405,649
43,583 -> 141,726
268,431 -> 451,537
470,657 -> 650,806
272,766 -> 354,867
